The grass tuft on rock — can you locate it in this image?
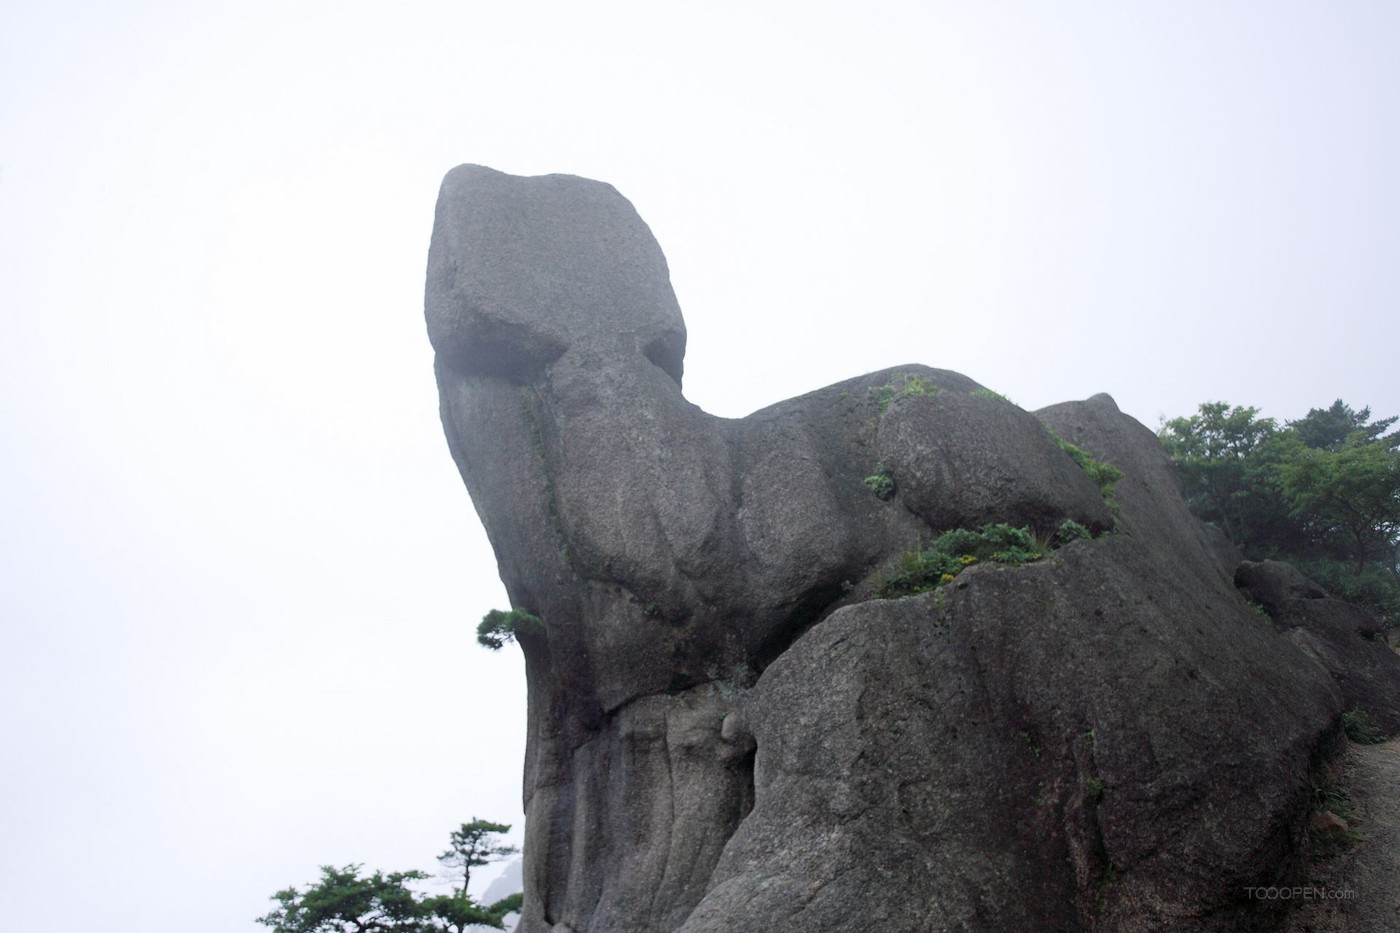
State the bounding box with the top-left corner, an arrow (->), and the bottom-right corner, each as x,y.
874,523 -> 1044,599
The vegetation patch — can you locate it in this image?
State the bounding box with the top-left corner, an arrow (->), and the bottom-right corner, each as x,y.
1342,708 -> 1386,745
477,608 -> 544,649
258,819 -> 521,932
1050,433 -> 1125,511
873,523 -> 1045,599
1310,764 -> 1365,859
972,387 -> 1014,404
873,372 -> 937,414
1302,560 -> 1400,628
1158,399 -> 1400,627
1054,518 -> 1092,546
872,518 -> 1108,601
863,466 -> 896,501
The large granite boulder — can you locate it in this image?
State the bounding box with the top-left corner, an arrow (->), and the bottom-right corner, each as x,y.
425,165 -> 1394,931
1236,559 -> 1400,734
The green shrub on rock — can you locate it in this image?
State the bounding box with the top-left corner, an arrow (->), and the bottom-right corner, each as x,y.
863,467 -> 896,500
1342,708 -> 1386,745
872,373 -> 937,414
874,523 -> 1044,599
477,608 -> 544,649
1054,437 -> 1124,510
1054,518 -> 1092,546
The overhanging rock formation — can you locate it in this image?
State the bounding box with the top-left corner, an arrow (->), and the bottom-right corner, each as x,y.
425,165 -> 1400,932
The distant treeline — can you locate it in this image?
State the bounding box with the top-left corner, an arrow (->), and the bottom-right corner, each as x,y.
1159,399 -> 1400,625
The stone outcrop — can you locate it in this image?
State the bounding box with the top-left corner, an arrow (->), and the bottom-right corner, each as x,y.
1236,559 -> 1400,734
425,165 -> 1399,931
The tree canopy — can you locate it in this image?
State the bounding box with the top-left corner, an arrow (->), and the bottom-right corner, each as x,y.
1158,402 -> 1284,552
438,820 -> 520,898
1159,399 -> 1400,624
258,822 -> 521,933
476,608 -> 543,650
259,865 -> 428,933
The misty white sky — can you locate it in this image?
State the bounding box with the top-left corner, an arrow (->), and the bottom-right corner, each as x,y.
2,2 -> 1397,930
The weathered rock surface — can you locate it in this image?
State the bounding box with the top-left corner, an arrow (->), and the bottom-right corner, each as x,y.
425,165 -> 1399,931
1237,559 -> 1400,734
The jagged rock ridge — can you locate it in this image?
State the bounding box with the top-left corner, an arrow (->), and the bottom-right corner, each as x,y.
425,165 -> 1400,932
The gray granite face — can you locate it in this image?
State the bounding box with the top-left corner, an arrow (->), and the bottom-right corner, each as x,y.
427,164 -> 686,384
425,165 -> 1396,932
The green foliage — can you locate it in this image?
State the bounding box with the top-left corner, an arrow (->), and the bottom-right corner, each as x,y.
875,549 -> 965,599
1342,709 -> 1386,745
1299,560 -> 1400,624
484,893 -> 522,918
1160,399 -> 1400,626
1312,768 -> 1354,822
873,372 -> 937,414
438,820 -> 519,899
1290,399 -> 1398,452
258,822 -> 522,933
1085,776 -> 1105,803
863,467 -> 896,501
971,387 -> 1013,404
257,864 -> 430,933
1053,436 -> 1125,510
1053,518 -> 1092,547
1310,764 -> 1365,858
1158,403 -> 1283,549
874,523 -> 1044,599
937,524 -> 1043,564
414,893 -> 519,933
477,608 -> 544,650
1276,434 -> 1400,577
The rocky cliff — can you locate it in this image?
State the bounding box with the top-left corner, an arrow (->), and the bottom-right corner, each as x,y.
425,164 -> 1400,932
